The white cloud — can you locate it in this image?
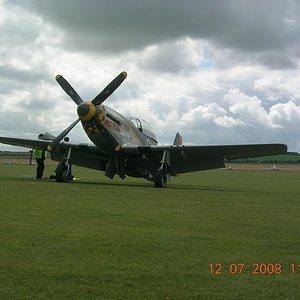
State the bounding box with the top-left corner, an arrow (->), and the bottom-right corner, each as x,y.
269,101 -> 300,126
224,89 -> 274,127
254,73 -> 300,101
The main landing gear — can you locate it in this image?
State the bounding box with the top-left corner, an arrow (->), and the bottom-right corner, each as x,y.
154,150 -> 171,188
154,167 -> 168,188
55,147 -> 72,182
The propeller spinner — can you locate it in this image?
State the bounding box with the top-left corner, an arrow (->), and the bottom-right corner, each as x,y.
47,71 -> 127,151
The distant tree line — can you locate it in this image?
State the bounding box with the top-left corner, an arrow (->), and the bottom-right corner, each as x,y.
225,152 -> 300,164
226,160 -> 300,163
0,151 -> 30,157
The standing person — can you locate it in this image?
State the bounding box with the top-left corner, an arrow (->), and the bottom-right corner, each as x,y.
29,149 -> 33,165
33,147 -> 45,179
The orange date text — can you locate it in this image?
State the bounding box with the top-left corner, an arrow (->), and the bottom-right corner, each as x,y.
209,263 -> 300,275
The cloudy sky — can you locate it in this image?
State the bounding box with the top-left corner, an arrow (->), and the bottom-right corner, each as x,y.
1,0 -> 300,151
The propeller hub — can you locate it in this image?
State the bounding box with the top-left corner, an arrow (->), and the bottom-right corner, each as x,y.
77,102 -> 96,121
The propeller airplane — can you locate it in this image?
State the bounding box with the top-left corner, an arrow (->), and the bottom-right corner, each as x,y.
0,72 -> 287,187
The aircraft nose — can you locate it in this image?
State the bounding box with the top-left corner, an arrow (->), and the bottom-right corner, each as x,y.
77,102 -> 96,121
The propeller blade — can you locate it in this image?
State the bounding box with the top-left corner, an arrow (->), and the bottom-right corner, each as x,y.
55,75 -> 83,105
47,118 -> 80,151
92,71 -> 127,105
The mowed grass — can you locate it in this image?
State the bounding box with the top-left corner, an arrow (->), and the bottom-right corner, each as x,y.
0,163 -> 299,299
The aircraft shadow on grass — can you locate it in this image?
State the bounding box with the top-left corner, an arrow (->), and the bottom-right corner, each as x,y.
16,174 -> 267,195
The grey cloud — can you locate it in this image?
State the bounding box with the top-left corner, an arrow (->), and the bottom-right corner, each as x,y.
5,0 -> 300,55
0,65 -> 50,84
0,112 -> 45,135
257,53 -> 298,70
0,12 -> 40,46
137,39 -> 204,74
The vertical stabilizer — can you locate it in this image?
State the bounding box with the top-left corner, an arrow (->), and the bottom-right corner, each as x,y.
173,132 -> 183,145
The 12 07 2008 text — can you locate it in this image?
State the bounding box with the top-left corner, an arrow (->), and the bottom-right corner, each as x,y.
209,263 -> 300,275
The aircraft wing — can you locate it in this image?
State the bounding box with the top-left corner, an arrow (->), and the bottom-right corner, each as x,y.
123,143 -> 287,174
0,136 -> 51,150
0,136 -> 109,171
0,136 -> 288,175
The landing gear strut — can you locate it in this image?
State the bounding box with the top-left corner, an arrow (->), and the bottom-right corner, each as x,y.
154,150 -> 171,188
55,147 -> 72,182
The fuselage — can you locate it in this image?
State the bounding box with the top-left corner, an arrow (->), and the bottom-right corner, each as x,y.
77,101 -> 157,156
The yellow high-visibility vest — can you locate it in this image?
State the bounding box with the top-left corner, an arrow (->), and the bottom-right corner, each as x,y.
33,148 -> 43,159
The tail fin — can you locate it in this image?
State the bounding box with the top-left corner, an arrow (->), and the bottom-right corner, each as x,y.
173,132 -> 183,145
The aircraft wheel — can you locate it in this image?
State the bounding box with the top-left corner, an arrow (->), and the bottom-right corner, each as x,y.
56,163 -> 69,182
154,169 -> 167,188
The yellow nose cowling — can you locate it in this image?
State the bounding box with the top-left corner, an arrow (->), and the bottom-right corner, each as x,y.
77,102 -> 96,121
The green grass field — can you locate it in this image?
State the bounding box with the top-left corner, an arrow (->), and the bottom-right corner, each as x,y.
0,163 -> 299,299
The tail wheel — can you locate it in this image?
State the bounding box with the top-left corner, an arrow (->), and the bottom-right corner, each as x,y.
154,169 -> 167,188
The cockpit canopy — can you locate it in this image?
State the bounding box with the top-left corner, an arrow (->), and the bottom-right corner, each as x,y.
128,117 -> 157,142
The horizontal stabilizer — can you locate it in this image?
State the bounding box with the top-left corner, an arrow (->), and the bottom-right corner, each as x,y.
38,132 -> 56,141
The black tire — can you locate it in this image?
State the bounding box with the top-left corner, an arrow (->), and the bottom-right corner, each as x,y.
154,169 -> 167,188
56,164 -> 69,182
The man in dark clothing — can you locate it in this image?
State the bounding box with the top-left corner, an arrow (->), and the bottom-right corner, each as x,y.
33,148 -> 45,179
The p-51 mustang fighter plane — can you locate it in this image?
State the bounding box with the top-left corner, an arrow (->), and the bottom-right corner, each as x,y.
0,72 -> 287,187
